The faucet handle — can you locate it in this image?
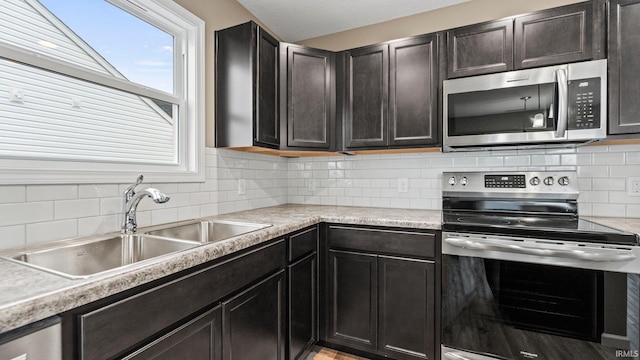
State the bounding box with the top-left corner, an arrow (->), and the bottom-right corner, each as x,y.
124,174 -> 144,199
134,174 -> 144,185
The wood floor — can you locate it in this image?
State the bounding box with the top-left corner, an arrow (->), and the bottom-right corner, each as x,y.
305,346 -> 372,360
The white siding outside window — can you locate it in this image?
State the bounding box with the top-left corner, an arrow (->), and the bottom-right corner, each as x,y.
0,0 -> 205,184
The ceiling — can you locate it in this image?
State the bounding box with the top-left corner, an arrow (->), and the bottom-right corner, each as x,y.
236,0 -> 470,42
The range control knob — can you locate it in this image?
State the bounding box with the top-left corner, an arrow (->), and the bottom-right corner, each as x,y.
460,177 -> 468,186
529,176 -> 540,186
544,176 -> 554,186
448,176 -> 456,186
558,176 -> 570,186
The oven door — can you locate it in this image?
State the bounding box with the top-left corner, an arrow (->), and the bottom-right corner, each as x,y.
442,232 -> 640,360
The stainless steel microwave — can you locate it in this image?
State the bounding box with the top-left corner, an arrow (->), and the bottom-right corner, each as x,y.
443,59 -> 607,152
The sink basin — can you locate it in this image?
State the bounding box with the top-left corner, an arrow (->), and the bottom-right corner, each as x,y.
1,234 -> 200,279
145,220 -> 271,243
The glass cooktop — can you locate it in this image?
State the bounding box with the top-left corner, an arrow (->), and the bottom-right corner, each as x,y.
442,212 -> 639,246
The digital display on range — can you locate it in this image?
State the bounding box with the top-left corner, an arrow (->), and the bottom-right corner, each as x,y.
485,175 -> 526,188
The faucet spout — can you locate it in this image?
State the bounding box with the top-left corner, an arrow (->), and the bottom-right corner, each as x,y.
133,188 -> 171,205
122,175 -> 170,234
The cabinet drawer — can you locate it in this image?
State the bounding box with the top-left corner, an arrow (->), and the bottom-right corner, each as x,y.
79,239 -> 286,360
327,225 -> 435,258
289,226 -> 317,262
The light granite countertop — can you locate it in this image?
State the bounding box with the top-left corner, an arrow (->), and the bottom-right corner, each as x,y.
584,216 -> 640,236
0,204 -> 637,335
0,204 -> 442,334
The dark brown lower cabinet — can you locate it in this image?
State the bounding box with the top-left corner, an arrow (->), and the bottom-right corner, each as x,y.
288,252 -> 317,359
223,270 -> 286,360
323,225 -> 438,360
63,240 -> 286,360
327,250 -> 378,352
123,306 -> 222,360
379,256 -> 434,360
123,268 -> 287,360
57,224 -> 437,360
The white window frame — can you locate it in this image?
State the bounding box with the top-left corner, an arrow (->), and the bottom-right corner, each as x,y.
0,0 -> 205,184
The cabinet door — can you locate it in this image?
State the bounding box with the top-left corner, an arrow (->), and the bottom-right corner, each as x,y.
344,45 -> 389,148
215,22 -> 280,149
285,45 -> 335,149
378,256 -> 435,360
223,271 -> 285,360
514,2 -> 593,69
123,307 -> 222,360
389,34 -> 439,147
327,250 -> 377,351
608,0 -> 640,134
446,19 -> 514,78
255,27 -> 280,147
288,253 -> 317,360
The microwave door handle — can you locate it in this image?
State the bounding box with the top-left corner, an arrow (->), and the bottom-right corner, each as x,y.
555,68 -> 568,138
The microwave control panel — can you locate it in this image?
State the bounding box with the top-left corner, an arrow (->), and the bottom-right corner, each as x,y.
568,77 -> 600,130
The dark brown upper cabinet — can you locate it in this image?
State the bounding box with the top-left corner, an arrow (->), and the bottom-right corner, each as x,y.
447,1 -> 602,79
447,19 -> 514,78
389,34 -> 440,147
342,34 -> 440,150
343,44 -> 389,149
215,22 -> 280,149
514,2 -> 593,69
280,44 -> 336,150
608,0 -> 640,135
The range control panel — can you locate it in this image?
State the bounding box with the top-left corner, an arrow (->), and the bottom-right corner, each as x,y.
485,175 -> 526,188
443,171 -> 579,196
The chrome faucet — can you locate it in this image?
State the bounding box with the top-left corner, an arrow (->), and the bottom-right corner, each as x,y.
122,174 -> 170,234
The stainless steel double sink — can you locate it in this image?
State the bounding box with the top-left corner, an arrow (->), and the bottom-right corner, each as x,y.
0,220 -> 271,279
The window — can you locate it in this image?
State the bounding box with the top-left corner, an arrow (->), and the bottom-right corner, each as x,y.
0,0 -> 205,184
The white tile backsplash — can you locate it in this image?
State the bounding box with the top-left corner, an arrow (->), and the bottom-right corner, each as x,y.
77,214 -> 120,238
26,219 -> 78,245
54,198 -> 100,220
288,143 -> 640,219
0,148 -> 289,250
1,144 -> 640,250
0,225 -> 25,249
26,185 -> 78,201
78,184 -> 119,199
0,186 -> 26,203
0,202 -> 54,227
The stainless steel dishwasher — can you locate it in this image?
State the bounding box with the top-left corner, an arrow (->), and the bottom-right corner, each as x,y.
0,316 -> 61,360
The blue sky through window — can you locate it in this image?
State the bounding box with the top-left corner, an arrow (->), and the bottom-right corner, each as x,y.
38,0 -> 174,94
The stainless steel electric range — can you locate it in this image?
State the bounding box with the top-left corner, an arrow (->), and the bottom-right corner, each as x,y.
440,171 -> 640,360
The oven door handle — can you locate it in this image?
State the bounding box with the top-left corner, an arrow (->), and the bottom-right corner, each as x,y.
443,352 -> 472,360
444,237 -> 637,262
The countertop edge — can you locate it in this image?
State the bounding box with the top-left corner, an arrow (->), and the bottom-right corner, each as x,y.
0,205 -> 442,333
0,205 -> 636,334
